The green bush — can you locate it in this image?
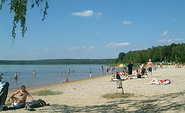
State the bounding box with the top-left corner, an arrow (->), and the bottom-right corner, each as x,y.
102,92 -> 133,99
32,90 -> 61,96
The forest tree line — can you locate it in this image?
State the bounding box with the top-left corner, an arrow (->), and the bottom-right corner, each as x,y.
116,43 -> 185,64
0,59 -> 114,65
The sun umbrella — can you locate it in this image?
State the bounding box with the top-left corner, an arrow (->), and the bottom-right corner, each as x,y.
116,64 -> 126,67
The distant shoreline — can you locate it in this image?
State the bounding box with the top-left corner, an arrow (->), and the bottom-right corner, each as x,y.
0,59 -> 114,65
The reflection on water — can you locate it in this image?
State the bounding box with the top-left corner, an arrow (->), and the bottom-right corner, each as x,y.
0,65 -> 108,89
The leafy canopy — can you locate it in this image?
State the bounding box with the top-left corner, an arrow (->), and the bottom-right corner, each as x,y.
0,0 -> 49,38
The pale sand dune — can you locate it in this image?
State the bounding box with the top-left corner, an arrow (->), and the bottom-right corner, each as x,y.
3,66 -> 185,113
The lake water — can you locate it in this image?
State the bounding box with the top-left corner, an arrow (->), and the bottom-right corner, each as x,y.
0,65 -> 110,89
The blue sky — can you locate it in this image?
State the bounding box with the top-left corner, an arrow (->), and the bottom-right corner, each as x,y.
0,0 -> 185,60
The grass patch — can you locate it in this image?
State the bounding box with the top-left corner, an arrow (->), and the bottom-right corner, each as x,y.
32,90 -> 61,96
102,92 -> 133,99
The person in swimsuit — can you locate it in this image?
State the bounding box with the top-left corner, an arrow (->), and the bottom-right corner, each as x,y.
147,78 -> 171,85
147,59 -> 153,77
7,85 -> 34,107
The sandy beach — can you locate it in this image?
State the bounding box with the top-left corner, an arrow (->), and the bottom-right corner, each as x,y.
2,65 -> 185,113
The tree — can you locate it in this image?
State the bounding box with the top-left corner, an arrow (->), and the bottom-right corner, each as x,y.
0,0 -> 49,39
115,43 -> 185,64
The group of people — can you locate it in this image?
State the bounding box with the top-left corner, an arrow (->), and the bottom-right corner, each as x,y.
111,59 -> 172,86
112,59 -> 154,80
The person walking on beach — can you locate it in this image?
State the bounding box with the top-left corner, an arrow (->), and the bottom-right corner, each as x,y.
7,85 -> 34,108
147,59 -> 153,77
127,62 -> 134,79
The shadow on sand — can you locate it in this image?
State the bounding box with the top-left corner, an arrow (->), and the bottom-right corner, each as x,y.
37,91 -> 185,113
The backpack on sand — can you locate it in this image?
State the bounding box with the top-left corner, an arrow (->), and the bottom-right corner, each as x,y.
24,99 -> 49,110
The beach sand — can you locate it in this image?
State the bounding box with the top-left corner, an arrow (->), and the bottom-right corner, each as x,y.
3,65 -> 185,113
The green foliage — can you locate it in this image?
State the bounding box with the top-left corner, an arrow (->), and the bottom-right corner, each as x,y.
0,59 -> 114,65
102,92 -> 133,99
116,43 -> 185,63
32,90 -> 61,96
0,0 -> 49,38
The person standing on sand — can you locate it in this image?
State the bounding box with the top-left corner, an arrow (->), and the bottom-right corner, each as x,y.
147,59 -> 153,77
127,62 -> 134,79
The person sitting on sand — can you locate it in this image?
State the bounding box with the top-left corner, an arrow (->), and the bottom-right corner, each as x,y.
63,76 -> 68,83
110,71 -> 121,81
135,69 -> 141,78
7,85 -> 34,108
147,78 -> 171,85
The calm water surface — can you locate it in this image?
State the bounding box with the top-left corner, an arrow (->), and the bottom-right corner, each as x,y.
0,65 -> 109,89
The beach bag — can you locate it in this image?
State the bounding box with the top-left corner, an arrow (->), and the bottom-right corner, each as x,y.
0,82 -> 9,106
137,74 -> 141,78
25,99 -> 48,110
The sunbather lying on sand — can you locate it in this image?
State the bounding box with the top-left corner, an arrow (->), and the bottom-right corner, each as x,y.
147,78 -> 171,85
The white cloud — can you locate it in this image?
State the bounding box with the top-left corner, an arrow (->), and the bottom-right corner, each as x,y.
105,42 -> 130,48
158,38 -> 183,43
161,31 -> 168,36
68,45 -> 95,50
123,21 -> 133,25
71,10 -> 102,18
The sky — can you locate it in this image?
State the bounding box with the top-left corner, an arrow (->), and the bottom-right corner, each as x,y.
0,0 -> 185,60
